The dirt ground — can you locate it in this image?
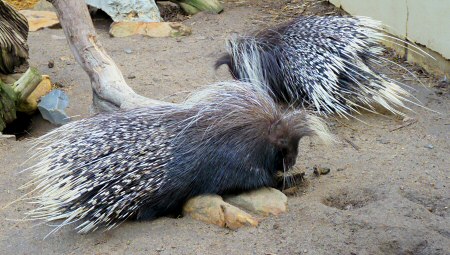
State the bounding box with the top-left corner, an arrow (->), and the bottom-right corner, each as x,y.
1,1 -> 449,254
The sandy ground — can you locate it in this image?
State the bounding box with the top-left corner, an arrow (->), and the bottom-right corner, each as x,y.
1,1 -> 449,254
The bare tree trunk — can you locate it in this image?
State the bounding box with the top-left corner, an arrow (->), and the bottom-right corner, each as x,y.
48,0 -> 168,112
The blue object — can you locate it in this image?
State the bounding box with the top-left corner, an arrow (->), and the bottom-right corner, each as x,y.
38,89 -> 70,125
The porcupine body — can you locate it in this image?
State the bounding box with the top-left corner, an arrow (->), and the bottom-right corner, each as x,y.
216,16 -> 413,116
24,82 -> 331,234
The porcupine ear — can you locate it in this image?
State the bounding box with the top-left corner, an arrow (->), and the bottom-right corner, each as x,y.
268,119 -> 292,148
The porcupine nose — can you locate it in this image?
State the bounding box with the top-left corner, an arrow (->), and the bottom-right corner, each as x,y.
285,155 -> 297,170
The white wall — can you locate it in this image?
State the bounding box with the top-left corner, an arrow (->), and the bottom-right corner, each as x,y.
330,0 -> 450,75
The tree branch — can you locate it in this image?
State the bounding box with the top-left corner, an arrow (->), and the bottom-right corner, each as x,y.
48,0 -> 168,112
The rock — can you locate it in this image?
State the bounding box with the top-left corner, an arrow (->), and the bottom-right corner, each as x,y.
0,133 -> 16,140
403,116 -> 414,123
4,0 -> 40,10
85,0 -> 161,22
183,194 -> 259,229
19,10 -> 59,32
224,188 -> 288,217
29,0 -> 55,11
124,48 -> 133,54
48,61 -> 54,68
110,22 -> 192,38
313,166 -> 331,176
18,75 -> 52,114
425,144 -> 434,149
38,89 -> 70,125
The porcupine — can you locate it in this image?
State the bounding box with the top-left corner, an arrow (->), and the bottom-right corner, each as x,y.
0,0 -> 29,74
23,82 -> 332,235
216,16 -> 424,117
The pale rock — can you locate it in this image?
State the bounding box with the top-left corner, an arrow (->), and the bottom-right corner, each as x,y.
19,10 -> 59,32
38,89 -> 70,125
4,0 -> 40,10
109,22 -> 191,38
85,0 -> 161,22
0,133 -> 16,140
224,187 -> 288,217
183,194 -> 259,230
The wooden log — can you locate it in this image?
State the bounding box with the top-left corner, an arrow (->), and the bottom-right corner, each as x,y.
0,67 -> 41,131
12,67 -> 42,101
171,0 -> 223,15
177,2 -> 200,15
47,0 -> 167,112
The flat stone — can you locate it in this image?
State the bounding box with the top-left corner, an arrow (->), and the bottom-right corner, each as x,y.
38,89 -> 70,125
183,194 -> 259,229
86,0 -> 161,22
110,22 -> 192,38
19,10 -> 59,32
224,187 -> 288,217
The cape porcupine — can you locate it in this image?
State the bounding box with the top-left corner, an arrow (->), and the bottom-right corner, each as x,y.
23,81 -> 332,235
216,16 -> 424,117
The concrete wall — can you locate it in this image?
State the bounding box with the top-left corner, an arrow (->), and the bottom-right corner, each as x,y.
329,0 -> 450,76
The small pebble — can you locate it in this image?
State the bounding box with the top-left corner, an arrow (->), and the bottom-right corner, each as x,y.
337,168 -> 344,172
313,166 -> 330,175
48,60 -> 54,68
425,144 -> 434,149
124,48 -> 133,54
403,116 -> 414,122
344,204 -> 353,210
54,82 -> 65,87
376,138 -> 389,144
127,75 -> 136,79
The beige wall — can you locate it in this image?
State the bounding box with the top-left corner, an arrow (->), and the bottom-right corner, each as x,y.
329,0 -> 450,76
